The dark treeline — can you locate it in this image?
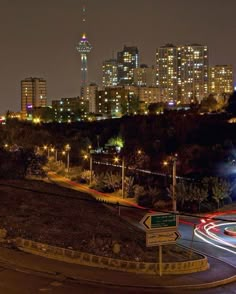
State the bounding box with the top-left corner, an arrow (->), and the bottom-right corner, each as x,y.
1,111 -> 236,178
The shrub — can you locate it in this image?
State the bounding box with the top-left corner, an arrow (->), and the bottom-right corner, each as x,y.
153,199 -> 172,211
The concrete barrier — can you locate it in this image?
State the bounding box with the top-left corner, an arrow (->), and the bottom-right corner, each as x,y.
224,227 -> 236,237
15,238 -> 209,275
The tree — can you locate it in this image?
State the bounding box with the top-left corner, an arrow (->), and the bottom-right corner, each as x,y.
33,107 -> 55,123
225,91 -> 236,115
202,177 -> 231,209
124,176 -> 135,198
175,181 -> 189,210
175,181 -> 208,212
103,172 -> 121,192
211,178 -> 231,209
199,94 -> 218,113
148,102 -> 165,115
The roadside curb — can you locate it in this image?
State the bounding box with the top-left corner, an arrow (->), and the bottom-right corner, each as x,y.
15,238 -> 209,276
0,247 -> 236,291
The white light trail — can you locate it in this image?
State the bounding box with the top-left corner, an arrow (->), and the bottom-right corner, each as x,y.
195,222 -> 236,255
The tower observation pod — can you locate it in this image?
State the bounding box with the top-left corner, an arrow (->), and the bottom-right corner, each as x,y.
76,33 -> 92,87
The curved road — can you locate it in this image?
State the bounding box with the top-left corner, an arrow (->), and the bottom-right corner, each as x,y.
43,173 -> 236,293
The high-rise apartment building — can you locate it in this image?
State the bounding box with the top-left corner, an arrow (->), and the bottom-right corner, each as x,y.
21,77 -> 47,120
117,46 -> 139,85
133,64 -> 156,87
102,59 -> 118,87
209,65 -> 233,98
156,44 -> 178,103
178,44 -> 208,104
81,83 -> 98,114
156,44 -> 208,104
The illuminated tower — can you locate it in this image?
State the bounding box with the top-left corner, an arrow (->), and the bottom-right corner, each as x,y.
76,4 -> 92,88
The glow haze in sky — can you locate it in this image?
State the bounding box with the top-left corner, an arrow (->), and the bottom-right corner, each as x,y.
0,0 -> 235,112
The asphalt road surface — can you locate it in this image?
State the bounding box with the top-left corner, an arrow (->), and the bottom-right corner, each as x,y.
0,266 -> 235,294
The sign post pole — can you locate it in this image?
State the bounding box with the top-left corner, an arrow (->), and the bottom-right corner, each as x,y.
159,245 -> 162,276
189,224 -> 196,258
140,212 -> 181,276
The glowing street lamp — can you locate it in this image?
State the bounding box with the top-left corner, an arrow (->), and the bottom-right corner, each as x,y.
84,151 -> 93,185
137,149 -> 142,155
50,147 -> 57,161
43,145 -> 49,158
65,144 -> 71,173
114,156 -> 125,199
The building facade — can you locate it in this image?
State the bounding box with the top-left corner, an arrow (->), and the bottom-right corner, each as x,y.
138,87 -> 161,109
21,77 -> 47,120
156,44 -> 209,105
51,97 -> 81,123
81,83 -> 98,114
117,46 -> 139,85
209,65 -> 233,99
133,65 -> 156,87
177,44 -> 208,104
156,44 -> 178,103
96,86 -> 139,117
102,59 -> 118,87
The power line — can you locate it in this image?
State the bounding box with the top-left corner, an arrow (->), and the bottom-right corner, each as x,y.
0,182 -> 235,223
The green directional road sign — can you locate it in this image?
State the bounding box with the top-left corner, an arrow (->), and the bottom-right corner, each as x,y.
140,213 -> 177,230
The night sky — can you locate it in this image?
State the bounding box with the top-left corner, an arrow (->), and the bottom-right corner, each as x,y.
0,0 -> 236,112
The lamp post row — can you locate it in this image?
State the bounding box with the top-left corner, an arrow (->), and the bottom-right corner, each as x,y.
43,144 -> 177,207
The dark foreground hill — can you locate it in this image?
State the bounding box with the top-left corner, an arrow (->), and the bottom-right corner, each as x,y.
0,179 -> 198,262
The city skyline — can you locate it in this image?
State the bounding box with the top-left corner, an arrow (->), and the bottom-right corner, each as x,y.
0,0 -> 236,112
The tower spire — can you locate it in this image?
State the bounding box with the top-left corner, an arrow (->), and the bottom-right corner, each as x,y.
76,1 -> 92,88
82,3 -> 86,23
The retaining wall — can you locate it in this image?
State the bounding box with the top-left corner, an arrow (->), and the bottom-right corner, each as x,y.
15,238 -> 209,275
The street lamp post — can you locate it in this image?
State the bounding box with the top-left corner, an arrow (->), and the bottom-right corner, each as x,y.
89,151 -> 93,185
121,157 -> 125,199
114,156 -> 125,199
172,156 -> 177,212
43,145 -> 49,158
163,156 -> 177,212
65,144 -> 71,174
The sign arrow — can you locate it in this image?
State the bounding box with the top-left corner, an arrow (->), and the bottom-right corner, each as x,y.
146,230 -> 181,247
140,213 -> 177,231
141,215 -> 151,229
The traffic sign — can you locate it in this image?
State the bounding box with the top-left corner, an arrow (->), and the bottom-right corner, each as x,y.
140,213 -> 177,231
146,230 -> 181,247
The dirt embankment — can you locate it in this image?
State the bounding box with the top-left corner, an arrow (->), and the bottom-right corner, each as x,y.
0,179 -> 199,262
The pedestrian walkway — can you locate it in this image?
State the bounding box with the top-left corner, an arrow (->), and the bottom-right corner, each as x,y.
0,245 -> 235,290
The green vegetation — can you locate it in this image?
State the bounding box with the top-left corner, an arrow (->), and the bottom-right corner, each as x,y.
1,105 -> 236,213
